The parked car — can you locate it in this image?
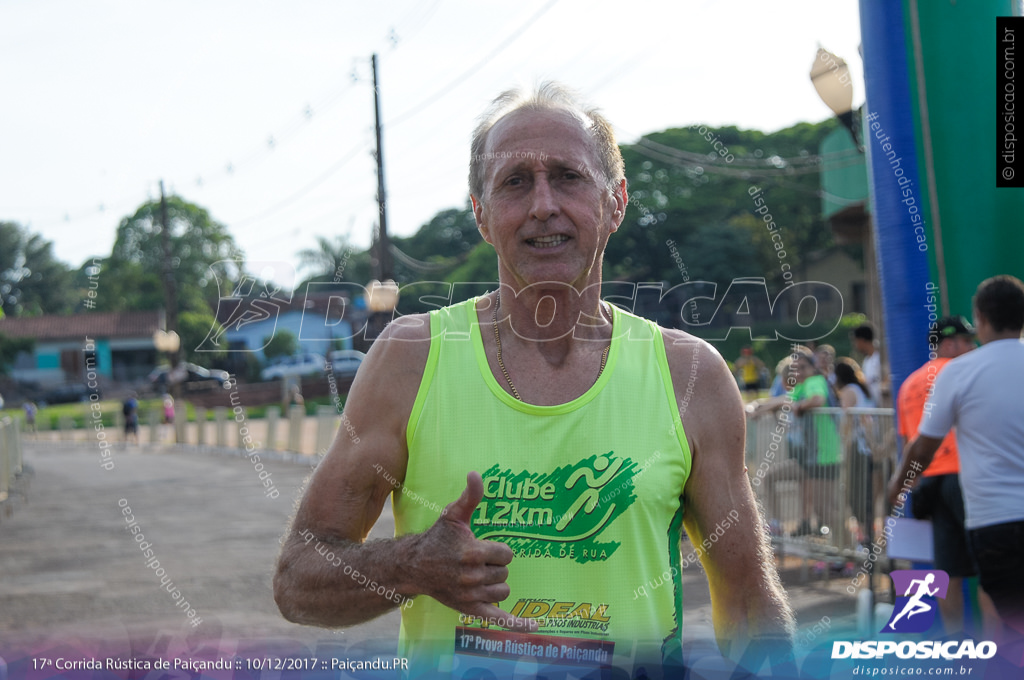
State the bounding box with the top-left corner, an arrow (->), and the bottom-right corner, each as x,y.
148,363 -> 230,392
327,349 -> 366,378
260,353 -> 326,381
37,382 -> 101,406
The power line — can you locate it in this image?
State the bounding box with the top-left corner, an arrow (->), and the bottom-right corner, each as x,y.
204,79 -> 362,188
389,0 -> 443,46
386,0 -> 561,127
232,141 -> 371,229
630,132 -> 861,169
389,243 -> 458,272
627,137 -> 864,179
23,16 -> 418,236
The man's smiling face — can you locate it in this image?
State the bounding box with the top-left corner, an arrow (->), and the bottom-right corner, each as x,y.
472,107 -> 624,292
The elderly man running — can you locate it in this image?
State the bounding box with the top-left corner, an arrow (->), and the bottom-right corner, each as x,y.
274,82 -> 794,678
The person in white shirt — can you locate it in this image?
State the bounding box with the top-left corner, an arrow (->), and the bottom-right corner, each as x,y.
852,323 -> 884,406
888,275 -> 1024,637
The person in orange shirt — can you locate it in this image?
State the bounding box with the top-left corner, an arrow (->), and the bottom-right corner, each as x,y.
896,315 -> 993,634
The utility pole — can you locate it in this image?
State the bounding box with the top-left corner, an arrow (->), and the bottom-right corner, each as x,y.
160,181 -> 178,348
159,180 -> 182,441
371,53 -> 393,281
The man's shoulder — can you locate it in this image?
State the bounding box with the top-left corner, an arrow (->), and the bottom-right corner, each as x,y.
973,338 -> 1024,360
652,325 -> 744,458
941,345 -> 989,375
901,359 -> 946,391
367,297 -> 480,370
802,374 -> 826,388
804,374 -> 829,394
657,325 -> 721,361
341,314 -> 434,417
654,325 -> 733,393
383,312 -> 434,342
897,366 -> 925,402
366,313 -> 434,372
942,339 -> 1022,379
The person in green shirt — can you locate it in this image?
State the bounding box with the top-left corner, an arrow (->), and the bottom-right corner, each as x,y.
751,347 -> 842,539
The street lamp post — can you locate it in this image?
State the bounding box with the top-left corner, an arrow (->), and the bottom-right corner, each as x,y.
811,46 -> 886,625
365,279 -> 399,343
810,47 -> 885,378
810,47 -> 862,151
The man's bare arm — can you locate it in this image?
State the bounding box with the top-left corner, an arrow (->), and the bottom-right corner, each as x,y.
273,316 -> 532,629
886,434 -> 942,508
666,332 -> 795,658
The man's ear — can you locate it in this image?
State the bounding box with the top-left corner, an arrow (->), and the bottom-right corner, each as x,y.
609,179 -> 627,233
471,194 -> 492,244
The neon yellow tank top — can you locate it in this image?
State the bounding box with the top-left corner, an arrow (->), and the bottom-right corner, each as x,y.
395,297 -> 692,677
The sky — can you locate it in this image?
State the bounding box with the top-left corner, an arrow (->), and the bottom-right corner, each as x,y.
0,0 -> 864,289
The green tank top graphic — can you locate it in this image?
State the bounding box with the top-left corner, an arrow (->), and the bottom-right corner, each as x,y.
395,297 -> 692,677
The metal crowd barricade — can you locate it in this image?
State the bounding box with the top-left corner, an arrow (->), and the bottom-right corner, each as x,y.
746,406 -> 898,575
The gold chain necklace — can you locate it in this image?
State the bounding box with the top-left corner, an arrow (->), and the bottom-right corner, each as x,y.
492,291 -> 611,402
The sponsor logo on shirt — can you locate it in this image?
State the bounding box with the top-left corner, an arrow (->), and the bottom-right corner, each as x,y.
472,452 -> 639,563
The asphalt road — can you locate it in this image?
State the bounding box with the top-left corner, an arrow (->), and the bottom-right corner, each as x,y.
0,441 -> 856,677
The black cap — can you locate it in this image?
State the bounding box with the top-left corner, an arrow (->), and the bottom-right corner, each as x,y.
929,315 -> 974,340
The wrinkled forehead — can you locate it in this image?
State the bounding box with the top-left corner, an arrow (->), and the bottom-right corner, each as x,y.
482,107 -> 601,174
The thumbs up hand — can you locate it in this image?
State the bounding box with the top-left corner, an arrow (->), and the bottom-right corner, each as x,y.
408,471 -> 537,632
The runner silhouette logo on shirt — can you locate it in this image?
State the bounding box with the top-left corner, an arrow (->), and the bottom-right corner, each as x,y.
882,570 -> 950,634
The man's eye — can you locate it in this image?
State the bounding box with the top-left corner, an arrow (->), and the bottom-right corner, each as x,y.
504,176 -> 525,186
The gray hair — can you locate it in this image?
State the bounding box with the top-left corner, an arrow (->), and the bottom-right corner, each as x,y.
468,81 -> 625,200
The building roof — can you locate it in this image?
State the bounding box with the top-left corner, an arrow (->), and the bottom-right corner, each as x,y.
0,310 -> 163,341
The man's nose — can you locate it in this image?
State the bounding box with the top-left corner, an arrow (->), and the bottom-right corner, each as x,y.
529,176 -> 559,222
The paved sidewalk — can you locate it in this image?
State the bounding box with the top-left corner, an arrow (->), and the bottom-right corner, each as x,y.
0,442 -> 858,672
26,412 -> 333,456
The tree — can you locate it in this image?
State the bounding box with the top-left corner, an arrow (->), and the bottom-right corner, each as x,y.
296,234 -> 372,288
0,222 -> 74,317
76,257 -> 164,312
0,332 -> 33,376
445,241 -> 498,285
178,310 -> 226,364
263,329 -> 298,360
610,119 -> 841,292
396,205 -> 480,258
368,118 -> 843,322
390,206 -> 481,282
108,195 -> 244,313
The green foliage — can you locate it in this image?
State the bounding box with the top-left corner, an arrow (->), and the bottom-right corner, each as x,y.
0,332 -> 33,376
445,240 -> 498,285
704,312 -> 869,384
609,119 -> 840,292
77,258 -> 164,312
390,206 -> 481,282
262,329 -> 298,360
296,235 -> 373,288
178,310 -> 226,363
107,195 -> 244,314
0,222 -> 74,317
676,221 -> 760,286
294,206 -> 481,292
